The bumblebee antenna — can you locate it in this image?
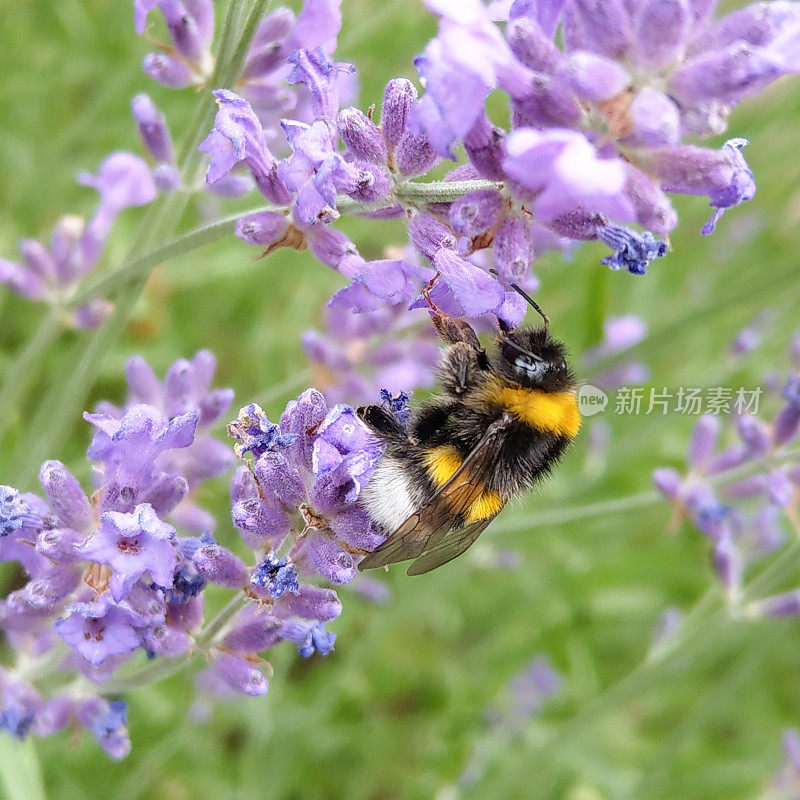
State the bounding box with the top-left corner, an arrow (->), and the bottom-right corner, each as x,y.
489,269 -> 549,333
495,331 -> 544,362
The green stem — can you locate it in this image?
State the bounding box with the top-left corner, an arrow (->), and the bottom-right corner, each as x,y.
395,179 -> 503,204
69,205 -> 277,307
494,445 -> 800,533
0,736 -> 46,800
0,310 -> 61,438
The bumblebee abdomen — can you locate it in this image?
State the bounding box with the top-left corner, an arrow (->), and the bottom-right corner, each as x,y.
421,445 -> 503,523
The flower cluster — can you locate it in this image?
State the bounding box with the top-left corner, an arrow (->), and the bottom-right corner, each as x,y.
3,0 -> 798,364
193,0 -> 800,352
0,0 -> 353,325
653,334 -> 800,608
0,153 -> 156,328
92,350 -> 235,532
0,347 -> 387,757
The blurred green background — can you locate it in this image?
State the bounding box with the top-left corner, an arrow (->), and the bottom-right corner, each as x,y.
2,1 -> 800,799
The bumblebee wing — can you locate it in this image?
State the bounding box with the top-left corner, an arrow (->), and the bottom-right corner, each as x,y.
406,514 -> 498,575
358,414 -> 512,571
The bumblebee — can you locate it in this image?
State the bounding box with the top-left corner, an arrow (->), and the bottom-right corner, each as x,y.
357,284 -> 581,575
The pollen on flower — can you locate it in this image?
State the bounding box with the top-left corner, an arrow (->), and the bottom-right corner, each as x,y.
251,551 -> 300,599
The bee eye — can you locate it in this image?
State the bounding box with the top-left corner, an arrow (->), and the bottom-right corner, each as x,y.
502,342 -> 520,362
561,358 -> 567,370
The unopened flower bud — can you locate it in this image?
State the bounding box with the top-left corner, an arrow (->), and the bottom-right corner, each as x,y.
381,78 -> 417,150
395,132 -> 440,177
132,94 -> 175,163
142,53 -> 195,88
193,544 -> 248,588
212,652 -> 268,696
338,107 -> 387,163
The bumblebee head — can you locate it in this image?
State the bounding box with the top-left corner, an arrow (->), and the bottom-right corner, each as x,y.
493,326 -> 575,393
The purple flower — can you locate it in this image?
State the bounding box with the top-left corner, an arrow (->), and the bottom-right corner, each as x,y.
0,485 -> 43,537
251,551 -> 300,598
135,0 -> 214,72
277,119 -> 356,225
56,596 -> 144,666
143,52 -> 196,88
211,652 -> 268,696
78,152 -> 157,215
597,225 -> 667,275
279,619 -> 336,657
701,139 -> 756,235
2,154 -> 157,327
76,504 -> 178,601
0,706 -> 35,740
414,0 -> 531,156
199,90 -> 290,204
503,129 -> 633,226
235,211 -> 290,247
308,404 -> 382,510
338,107 -> 387,163
380,389 -> 412,429
227,403 -> 298,459
556,51 -> 629,102
450,189 -> 505,237
132,93 -> 175,164
192,543 -> 248,588
302,535 -> 356,584
286,47 -> 353,124
303,300 -> 439,404
222,606 -> 283,653
84,404 -> 198,515
509,655 -> 563,717
94,353 -> 234,532
77,699 -> 131,760
280,584 -> 342,620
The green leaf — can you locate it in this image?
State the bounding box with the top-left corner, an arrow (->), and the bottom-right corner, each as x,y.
0,736 -> 46,800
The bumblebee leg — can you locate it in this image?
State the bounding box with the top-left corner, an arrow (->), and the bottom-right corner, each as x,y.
411,400 -> 459,442
438,342 -> 489,396
431,314 -> 482,349
356,404 -> 408,443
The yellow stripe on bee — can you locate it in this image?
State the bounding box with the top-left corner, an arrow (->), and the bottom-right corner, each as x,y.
423,445 -> 462,487
485,380 -> 581,438
466,490 -> 503,522
422,446 -> 503,522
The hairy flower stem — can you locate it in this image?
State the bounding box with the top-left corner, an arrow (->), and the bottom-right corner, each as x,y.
394,179 -> 503,205
70,205 -> 280,307
95,591 -> 251,695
